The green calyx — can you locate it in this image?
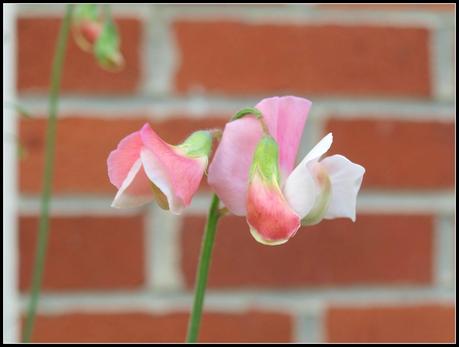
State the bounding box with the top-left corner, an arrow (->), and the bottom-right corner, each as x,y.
249,135 -> 281,184
94,15 -> 123,71
176,130 -> 213,158
74,4 -> 99,22
301,165 -> 332,226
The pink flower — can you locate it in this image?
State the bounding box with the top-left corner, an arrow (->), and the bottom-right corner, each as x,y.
107,123 -> 212,214
208,96 -> 365,245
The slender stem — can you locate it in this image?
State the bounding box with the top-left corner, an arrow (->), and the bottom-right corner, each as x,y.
186,194 -> 222,343
22,5 -> 73,342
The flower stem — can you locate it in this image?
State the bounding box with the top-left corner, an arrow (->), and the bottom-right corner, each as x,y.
186,194 -> 222,343
22,5 -> 73,342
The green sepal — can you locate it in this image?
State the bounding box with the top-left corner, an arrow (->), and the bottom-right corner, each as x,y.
301,166 -> 332,226
231,107 -> 263,121
249,135 -> 281,184
176,130 -> 213,158
93,16 -> 123,71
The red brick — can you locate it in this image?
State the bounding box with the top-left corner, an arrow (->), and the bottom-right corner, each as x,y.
326,304 -> 455,343
24,310 -> 292,342
19,116 -> 226,193
19,216 -> 144,291
325,119 -> 455,189
181,214 -> 433,288
17,17 -> 141,94
174,21 -> 430,97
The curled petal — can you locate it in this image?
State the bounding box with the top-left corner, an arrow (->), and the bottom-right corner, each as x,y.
256,96 -> 311,179
140,123 -> 207,214
283,161 -> 317,219
303,132 -> 333,163
247,174 -> 301,245
108,130 -> 153,208
283,133 -> 333,218
320,155 -> 365,222
107,130 -> 143,189
140,148 -> 177,212
111,159 -> 154,208
208,117 -> 263,216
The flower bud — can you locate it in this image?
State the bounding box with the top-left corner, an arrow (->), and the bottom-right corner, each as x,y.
246,136 -> 301,245
94,18 -> 124,71
72,4 -> 102,52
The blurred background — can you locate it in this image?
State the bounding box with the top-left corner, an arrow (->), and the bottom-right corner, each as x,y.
3,3 -> 456,343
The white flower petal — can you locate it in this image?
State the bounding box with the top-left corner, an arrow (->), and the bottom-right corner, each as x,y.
283,133 -> 333,218
303,133 -> 333,163
111,159 -> 153,208
283,161 -> 317,219
320,154 -> 365,222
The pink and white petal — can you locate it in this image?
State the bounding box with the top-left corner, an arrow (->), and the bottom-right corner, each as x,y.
208,117 -> 263,216
111,159 -> 154,208
140,123 -> 206,213
320,154 -> 365,222
247,174 -> 301,245
107,130 -> 143,189
140,148 -> 184,215
256,96 -> 311,178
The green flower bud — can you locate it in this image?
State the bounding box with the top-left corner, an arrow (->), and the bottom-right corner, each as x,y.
94,17 -> 124,71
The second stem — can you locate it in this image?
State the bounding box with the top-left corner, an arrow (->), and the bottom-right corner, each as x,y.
186,194 -> 222,343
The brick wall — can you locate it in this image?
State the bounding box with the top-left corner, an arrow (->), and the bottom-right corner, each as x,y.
15,4 -> 455,343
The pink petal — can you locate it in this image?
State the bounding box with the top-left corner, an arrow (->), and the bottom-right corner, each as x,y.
107,130 -> 144,189
256,96 -> 311,179
207,117 -> 263,216
247,174 -> 301,245
107,128 -> 155,208
140,123 -> 206,213
111,159 -> 154,208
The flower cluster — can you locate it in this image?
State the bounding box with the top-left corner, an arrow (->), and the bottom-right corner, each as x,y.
107,96 -> 365,245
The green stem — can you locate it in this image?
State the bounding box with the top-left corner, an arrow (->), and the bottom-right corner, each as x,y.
22,5 -> 73,342
186,194 -> 222,343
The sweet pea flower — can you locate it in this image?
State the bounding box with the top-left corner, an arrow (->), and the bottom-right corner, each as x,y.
208,96 -> 365,245
107,123 -> 213,214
